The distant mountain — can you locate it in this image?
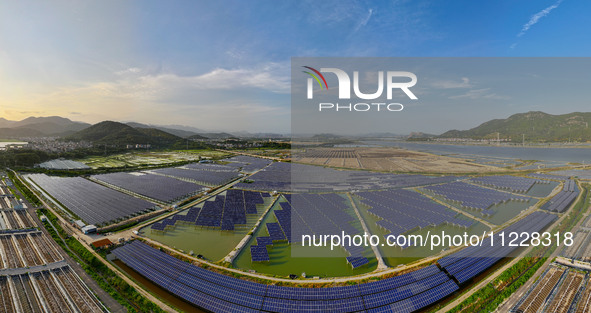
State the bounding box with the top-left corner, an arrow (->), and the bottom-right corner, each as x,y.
439,111 -> 591,142
311,133 -> 342,140
187,134 -> 209,140
407,132 -> 436,140
126,122 -> 199,138
231,131 -> 286,139
66,121 -> 182,147
197,132 -> 236,139
0,127 -> 45,138
0,116 -> 90,137
361,132 -> 406,138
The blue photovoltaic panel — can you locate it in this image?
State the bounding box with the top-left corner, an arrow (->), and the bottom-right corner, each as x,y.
424,181 -> 530,215
250,245 -> 270,262
113,240 -> 463,313
346,256 -> 369,269
91,172 -> 203,203
27,174 -> 155,225
439,211 -> 557,284
256,236 -> 273,246
266,222 -> 286,241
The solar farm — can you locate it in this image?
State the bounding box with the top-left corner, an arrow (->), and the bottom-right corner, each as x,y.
292,147 -> 502,173
150,190 -> 269,231
113,209 -> 560,313
91,172 -> 205,204
15,152 -> 587,312
150,166 -> 241,186
27,173 -> 157,226
38,159 -> 91,170
113,240 -> 460,313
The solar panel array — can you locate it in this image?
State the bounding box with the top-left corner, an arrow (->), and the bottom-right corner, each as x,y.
275,193 -> 369,268
235,162 -> 458,192
151,167 -> 240,186
183,163 -> 240,172
113,241 -> 460,312
250,245 -> 270,262
27,174 -> 155,225
151,190 -> 268,231
250,222 -> 289,263
275,201 -> 292,243
92,172 -> 204,203
527,173 -> 569,181
235,162 -> 291,191
540,179 -> 579,213
424,181 -> 531,216
222,156 -> 273,173
438,211 -> 557,284
38,159 -> 91,170
356,189 -> 473,241
470,175 -> 540,193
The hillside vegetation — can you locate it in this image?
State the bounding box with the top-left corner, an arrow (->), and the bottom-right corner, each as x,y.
439,111 -> 591,142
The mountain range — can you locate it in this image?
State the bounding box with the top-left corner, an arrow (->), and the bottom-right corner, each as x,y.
65,121 -> 185,147
0,116 -> 90,137
0,116 -> 284,140
4,111 -> 590,144
439,111 -> 591,142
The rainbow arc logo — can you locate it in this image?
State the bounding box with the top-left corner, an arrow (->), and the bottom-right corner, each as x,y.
302,66 -> 328,90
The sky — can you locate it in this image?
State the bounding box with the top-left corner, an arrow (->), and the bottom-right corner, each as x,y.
1,0 -> 590,134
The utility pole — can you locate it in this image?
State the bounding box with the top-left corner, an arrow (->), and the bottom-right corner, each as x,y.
522,134 -> 525,146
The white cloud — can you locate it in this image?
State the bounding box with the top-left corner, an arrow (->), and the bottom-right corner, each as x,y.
449,88 -> 509,100
518,0 -> 564,37
431,77 -> 471,89
115,67 -> 142,76
63,63 -> 290,102
353,9 -> 374,33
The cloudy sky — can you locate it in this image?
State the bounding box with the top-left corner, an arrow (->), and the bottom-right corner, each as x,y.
1,0 -> 589,133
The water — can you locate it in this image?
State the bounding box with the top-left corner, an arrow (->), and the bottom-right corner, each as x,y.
114,260 -> 205,312
362,141 -> 591,165
0,141 -> 27,149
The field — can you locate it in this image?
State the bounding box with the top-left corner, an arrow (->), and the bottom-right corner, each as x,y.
233,197 -> 378,277
293,147 -> 503,173
140,192 -> 275,262
76,150 -> 230,169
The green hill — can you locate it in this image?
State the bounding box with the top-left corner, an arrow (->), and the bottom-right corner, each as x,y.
439,111 -> 591,142
0,116 -> 90,137
66,121 -> 182,147
0,127 -> 45,138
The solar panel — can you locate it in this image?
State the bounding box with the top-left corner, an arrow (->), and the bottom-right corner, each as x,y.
113,241 -> 462,313
27,174 -> 155,225
250,245 -> 270,262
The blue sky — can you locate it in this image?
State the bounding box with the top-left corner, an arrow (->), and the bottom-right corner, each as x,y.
0,0 -> 589,133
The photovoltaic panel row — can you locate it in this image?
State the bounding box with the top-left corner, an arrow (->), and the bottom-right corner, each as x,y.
27,174 -> 155,225
540,179 -> 579,213
183,163 -> 240,172
151,190 -> 268,231
235,162 -> 457,192
470,175 -> 540,193
357,189 -> 473,240
113,241 -> 460,312
438,211 -> 557,284
151,167 -> 240,186
92,172 -> 204,203
424,181 -> 530,215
